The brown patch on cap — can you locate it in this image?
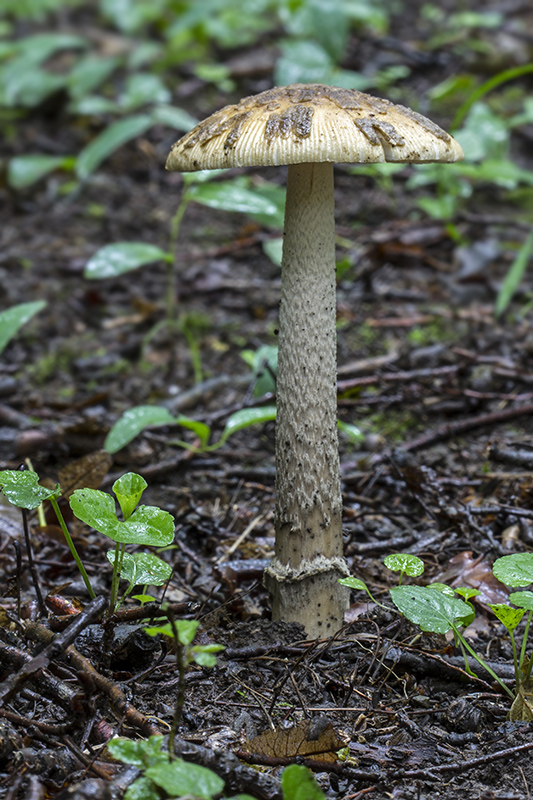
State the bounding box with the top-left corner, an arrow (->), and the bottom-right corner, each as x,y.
166,84 -> 464,171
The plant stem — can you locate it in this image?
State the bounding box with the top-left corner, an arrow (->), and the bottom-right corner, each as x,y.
167,609 -> 186,758
49,496 -> 95,599
454,625 -> 514,698
521,610 -> 533,679
109,542 -> 124,614
509,629 -> 520,687
166,191 -> 190,323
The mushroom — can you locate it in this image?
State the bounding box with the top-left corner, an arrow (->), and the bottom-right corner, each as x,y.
166,84 -> 463,638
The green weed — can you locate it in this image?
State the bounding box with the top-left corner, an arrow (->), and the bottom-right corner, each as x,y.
341,552 -> 533,719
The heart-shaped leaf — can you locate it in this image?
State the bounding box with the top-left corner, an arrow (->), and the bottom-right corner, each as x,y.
390,585 -> 473,633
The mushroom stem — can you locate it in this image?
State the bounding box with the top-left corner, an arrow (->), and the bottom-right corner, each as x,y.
264,162 -> 349,637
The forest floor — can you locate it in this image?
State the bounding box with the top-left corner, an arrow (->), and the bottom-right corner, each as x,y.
2,3 -> 533,799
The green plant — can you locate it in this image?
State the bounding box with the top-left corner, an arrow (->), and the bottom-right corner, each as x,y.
69,472 -> 174,613
340,552 -> 533,717
0,469 -> 174,614
108,734 -> 326,800
0,301 -> 47,356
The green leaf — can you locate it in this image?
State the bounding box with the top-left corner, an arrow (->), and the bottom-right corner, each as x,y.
70,488 -> 118,536
112,472 -> 147,520
105,405 -> 177,453
262,237 -> 283,266
108,735 -> 167,769
384,554 -> 425,578
191,643 -> 225,667
7,155 -> 74,190
151,104 -> 198,131
276,40 -> 334,86
145,619 -> 199,646
107,551 -> 172,587
429,583 -> 457,597
0,470 -> 57,510
0,300 -> 46,356
241,344 -> 278,397
495,231 -> 533,317
146,758 -> 224,800
281,764 -> 326,800
174,414 -> 211,449
120,73 -> 170,110
488,603 -> 525,633
115,505 -> 175,546
174,619 -> 199,645
454,587 -> 481,602
76,114 -> 153,180
66,55 -> 119,101
84,242 -> 171,280
390,585 -> 473,634
509,591 -> 533,611
187,181 -> 279,216
215,405 -> 277,448
493,553 -> 533,587
337,420 -> 364,445
124,776 -> 160,800
339,576 -> 369,593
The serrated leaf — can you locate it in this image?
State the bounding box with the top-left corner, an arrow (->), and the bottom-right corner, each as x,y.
384,554 -> 425,577
390,585 -> 473,634
105,406 -> 177,453
146,758 -> 224,800
112,472 -> 147,520
76,114 -> 153,180
0,470 -> 57,509
493,553 -> 533,587
488,603 -> 525,632
84,242 -> 171,280
0,300 -> 46,355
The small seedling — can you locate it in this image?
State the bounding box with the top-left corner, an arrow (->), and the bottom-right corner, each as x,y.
69,472 -> 175,613
0,469 -> 175,614
341,551 -> 533,715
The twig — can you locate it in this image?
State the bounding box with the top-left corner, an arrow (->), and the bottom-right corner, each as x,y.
23,619 -> 162,737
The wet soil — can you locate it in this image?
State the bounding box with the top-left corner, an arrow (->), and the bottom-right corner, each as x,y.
2,3 -> 533,799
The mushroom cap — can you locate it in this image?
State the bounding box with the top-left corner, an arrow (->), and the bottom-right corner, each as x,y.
166,83 -> 464,172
